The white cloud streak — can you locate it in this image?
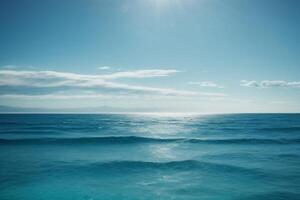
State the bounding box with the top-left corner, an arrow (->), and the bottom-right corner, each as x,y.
101,69 -> 179,79
0,94 -> 111,100
97,66 -> 111,70
188,81 -> 223,88
0,92 -> 226,100
241,80 -> 300,88
0,69 -> 202,96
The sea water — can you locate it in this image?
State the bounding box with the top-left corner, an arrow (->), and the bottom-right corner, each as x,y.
0,114 -> 299,200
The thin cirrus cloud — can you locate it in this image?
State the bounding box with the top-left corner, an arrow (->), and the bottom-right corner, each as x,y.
0,93 -> 113,100
188,81 -> 223,88
101,69 -> 179,79
0,69 -> 225,97
241,80 -> 300,88
97,66 -> 111,70
0,92 -> 226,101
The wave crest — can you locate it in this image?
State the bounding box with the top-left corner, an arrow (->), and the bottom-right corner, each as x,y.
1,136 -> 300,145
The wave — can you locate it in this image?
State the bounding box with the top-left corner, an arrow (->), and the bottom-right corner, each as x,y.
90,160 -> 254,173
239,191 -> 300,200
48,160 -> 263,176
277,153 -> 300,159
0,130 -> 65,135
0,136 -> 181,144
258,127 -> 300,132
1,136 -> 300,145
188,138 -> 300,144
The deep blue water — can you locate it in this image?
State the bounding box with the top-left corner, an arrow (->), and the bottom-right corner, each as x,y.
0,113 -> 300,200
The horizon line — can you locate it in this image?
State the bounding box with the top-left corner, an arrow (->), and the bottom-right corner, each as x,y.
0,112 -> 299,115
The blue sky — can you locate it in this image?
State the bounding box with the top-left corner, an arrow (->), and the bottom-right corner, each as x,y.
0,0 -> 299,113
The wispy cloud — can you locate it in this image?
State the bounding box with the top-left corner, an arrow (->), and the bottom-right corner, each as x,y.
1,65 -> 37,70
241,80 -> 300,88
97,66 -> 111,70
0,69 -> 228,98
0,69 -> 199,96
188,81 -> 223,88
101,69 -> 179,79
0,92 -> 226,100
0,93 -> 111,100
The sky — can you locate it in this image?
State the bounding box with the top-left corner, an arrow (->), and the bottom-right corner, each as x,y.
0,0 -> 299,113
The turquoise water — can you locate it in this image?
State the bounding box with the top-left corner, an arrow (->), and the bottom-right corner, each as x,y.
0,114 -> 300,200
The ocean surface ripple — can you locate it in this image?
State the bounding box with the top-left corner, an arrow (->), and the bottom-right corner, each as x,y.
0,113 -> 300,200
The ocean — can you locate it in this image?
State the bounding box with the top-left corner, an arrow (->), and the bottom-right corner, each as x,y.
0,113 -> 299,200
